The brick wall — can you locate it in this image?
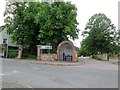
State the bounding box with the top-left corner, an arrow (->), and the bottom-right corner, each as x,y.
40,54 -> 57,61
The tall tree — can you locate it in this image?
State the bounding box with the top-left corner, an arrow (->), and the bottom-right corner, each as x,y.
4,2 -> 41,55
35,2 -> 79,51
114,29 -> 120,55
4,1 -> 79,55
80,13 -> 117,58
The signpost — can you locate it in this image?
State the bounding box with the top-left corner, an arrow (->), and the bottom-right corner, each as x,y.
40,45 -> 52,49
3,38 -> 8,44
3,38 -> 8,58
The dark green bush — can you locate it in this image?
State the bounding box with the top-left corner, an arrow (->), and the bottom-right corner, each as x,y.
92,55 -> 102,60
27,54 -> 36,59
21,48 -> 36,59
8,50 -> 18,58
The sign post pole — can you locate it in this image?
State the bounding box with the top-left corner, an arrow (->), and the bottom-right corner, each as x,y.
6,44 -> 8,58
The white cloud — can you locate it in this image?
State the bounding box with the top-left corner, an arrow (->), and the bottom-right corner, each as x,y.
0,0 -> 6,26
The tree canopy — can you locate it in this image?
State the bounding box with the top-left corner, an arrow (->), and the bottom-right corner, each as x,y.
4,1 -> 79,54
80,13 -> 118,56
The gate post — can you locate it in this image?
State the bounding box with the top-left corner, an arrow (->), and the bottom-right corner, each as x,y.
37,45 -> 41,61
17,45 -> 22,59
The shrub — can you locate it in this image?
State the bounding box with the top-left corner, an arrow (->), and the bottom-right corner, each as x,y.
27,54 -> 36,59
92,55 -> 102,60
8,49 -> 18,58
21,48 -> 36,59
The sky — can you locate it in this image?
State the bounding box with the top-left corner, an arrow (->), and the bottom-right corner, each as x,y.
0,0 -> 119,47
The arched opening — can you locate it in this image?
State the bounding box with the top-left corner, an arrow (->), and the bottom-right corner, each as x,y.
59,44 -> 72,61
57,41 -> 77,61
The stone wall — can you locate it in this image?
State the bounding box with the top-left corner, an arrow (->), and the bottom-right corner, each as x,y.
40,54 -> 57,61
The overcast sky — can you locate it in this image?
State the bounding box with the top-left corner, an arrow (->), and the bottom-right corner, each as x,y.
0,0 -> 119,47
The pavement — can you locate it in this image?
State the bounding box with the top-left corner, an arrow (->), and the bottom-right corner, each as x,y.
30,60 -> 85,66
3,58 -> 85,66
1,57 -> 118,88
4,57 -> 119,66
2,81 -> 30,88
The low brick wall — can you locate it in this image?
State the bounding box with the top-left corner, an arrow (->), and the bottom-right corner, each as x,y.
41,54 -> 57,61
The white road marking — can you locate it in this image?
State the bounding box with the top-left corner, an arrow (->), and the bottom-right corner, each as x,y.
1,70 -> 21,76
1,73 -> 4,76
32,67 -> 40,70
13,70 -> 20,73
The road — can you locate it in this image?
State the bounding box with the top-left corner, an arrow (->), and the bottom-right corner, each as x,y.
1,57 -> 118,88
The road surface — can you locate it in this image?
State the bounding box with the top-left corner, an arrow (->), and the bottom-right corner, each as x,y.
1,57 -> 118,88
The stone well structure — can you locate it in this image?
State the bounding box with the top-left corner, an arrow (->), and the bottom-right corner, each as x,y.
57,41 -> 78,62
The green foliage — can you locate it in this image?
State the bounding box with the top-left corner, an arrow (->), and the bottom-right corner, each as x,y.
8,49 -> 18,58
35,2 -> 79,52
81,13 -> 118,56
21,47 -> 36,59
27,54 -> 36,59
78,47 -> 90,57
115,30 -> 120,54
4,1 -> 79,54
92,55 -> 102,60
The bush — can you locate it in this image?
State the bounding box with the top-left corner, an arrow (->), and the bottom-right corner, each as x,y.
21,47 -> 36,59
27,54 -> 36,59
92,55 -> 102,60
8,49 -> 18,58
21,54 -> 36,59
